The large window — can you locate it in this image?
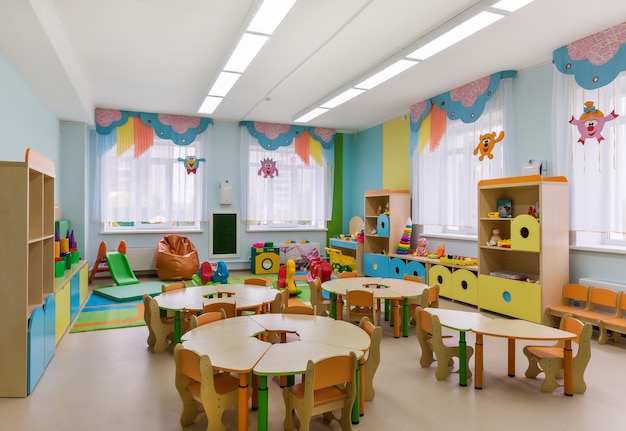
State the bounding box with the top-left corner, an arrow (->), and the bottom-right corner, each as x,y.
241,126 -> 332,231
95,131 -> 209,233
411,75 -> 515,237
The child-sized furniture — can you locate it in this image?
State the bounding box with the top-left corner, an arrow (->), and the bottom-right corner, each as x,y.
156,234 -> 200,281
143,294 -> 175,354
359,316 -> 382,402
523,315 -> 592,394
88,240 -> 127,283
545,283 -> 591,328
598,292 -> 626,344
572,288 -> 619,331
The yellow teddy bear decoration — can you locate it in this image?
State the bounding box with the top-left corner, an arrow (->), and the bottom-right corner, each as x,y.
473,130 -> 504,161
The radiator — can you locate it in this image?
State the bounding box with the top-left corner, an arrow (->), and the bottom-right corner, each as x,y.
578,277 -> 626,292
124,247 -> 157,272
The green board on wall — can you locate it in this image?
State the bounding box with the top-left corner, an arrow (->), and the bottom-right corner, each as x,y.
210,212 -> 239,258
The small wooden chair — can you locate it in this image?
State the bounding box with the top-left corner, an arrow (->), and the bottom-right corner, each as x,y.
282,351 -> 357,431
545,283 -> 590,327
203,301 -> 237,318
346,288 -> 378,326
415,306 -> 473,381
142,294 -> 174,354
270,290 -> 287,314
572,287 -> 619,329
244,277 -> 269,286
162,281 -> 187,292
283,305 -> 315,315
174,344 -> 242,431
190,310 -> 226,329
338,271 -> 357,278
309,277 -> 332,317
598,291 -> 626,344
523,315 -> 592,394
359,316 -> 382,401
403,274 -> 425,325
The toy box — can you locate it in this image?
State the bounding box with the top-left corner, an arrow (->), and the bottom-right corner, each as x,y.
251,246 -> 280,274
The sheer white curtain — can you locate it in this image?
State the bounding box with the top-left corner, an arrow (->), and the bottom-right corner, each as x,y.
240,128 -> 332,229
94,130 -> 210,227
412,79 -> 515,234
553,70 -> 626,237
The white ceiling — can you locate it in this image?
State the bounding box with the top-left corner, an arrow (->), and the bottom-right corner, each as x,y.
1,0 -> 626,133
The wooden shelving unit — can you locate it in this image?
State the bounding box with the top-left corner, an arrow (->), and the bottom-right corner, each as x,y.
477,175 -> 569,323
0,149 -> 55,397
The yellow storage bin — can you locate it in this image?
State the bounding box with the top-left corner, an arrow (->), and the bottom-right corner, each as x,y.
478,274 -> 542,323
511,214 -> 540,252
429,264 -> 452,298
450,269 -> 479,306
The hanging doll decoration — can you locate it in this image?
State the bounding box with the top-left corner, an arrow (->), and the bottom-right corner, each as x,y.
177,155 -> 206,174
569,101 -> 618,145
258,158 -> 279,178
473,130 -> 504,161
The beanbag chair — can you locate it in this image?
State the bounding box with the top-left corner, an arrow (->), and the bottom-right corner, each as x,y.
156,235 -> 200,281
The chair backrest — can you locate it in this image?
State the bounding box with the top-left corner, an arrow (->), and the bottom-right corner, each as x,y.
174,344 -> 219,400
191,310 -> 226,329
559,315 -> 592,364
617,291 -> 626,318
587,287 -> 619,312
270,290 -> 284,313
346,289 -> 375,309
283,305 -> 315,315
203,301 -> 237,318
403,274 -> 424,283
562,283 -> 590,305
417,306 -> 434,335
244,277 -> 268,286
142,294 -> 152,327
162,281 -> 186,293
338,271 -> 357,279
309,277 -> 322,308
420,285 -> 440,308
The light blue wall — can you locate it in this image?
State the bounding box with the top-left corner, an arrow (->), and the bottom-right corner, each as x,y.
351,125 -> 384,220
0,54 -> 60,195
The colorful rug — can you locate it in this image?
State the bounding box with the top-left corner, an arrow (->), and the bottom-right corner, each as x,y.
73,272 -> 311,332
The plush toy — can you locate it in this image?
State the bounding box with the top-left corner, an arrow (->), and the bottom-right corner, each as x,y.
285,259 -> 297,294
487,229 -> 501,246
434,243 -> 445,258
414,237 -> 429,257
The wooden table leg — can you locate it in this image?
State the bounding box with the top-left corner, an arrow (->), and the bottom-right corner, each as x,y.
563,339 -> 573,396
336,294 -> 344,321
475,333 -> 483,389
238,373 -> 249,431
507,338 -> 516,377
359,358 -> 365,416
251,373 -> 259,409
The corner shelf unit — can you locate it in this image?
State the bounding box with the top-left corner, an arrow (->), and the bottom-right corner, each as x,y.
362,190 -> 410,277
0,149 -> 56,397
477,175 -> 569,323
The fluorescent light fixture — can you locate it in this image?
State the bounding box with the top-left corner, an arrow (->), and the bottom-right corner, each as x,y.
490,0 -> 535,12
198,96 -> 223,114
248,0 -> 297,35
320,88 -> 366,109
407,11 -> 504,60
356,59 -> 419,90
294,108 -> 329,123
224,33 -> 269,73
209,71 -> 241,97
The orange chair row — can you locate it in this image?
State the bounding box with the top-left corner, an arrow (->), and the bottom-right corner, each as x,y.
545,283 -> 626,344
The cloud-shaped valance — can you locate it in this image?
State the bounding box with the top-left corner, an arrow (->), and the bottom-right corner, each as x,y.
553,21 -> 626,90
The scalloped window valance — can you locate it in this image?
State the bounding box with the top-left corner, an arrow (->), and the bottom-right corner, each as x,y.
410,70 -> 517,132
95,108 -> 213,156
553,21 -> 626,90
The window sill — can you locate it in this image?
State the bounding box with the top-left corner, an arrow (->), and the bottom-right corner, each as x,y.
246,227 -> 327,233
100,229 -> 203,235
420,233 -> 477,242
569,244 -> 626,255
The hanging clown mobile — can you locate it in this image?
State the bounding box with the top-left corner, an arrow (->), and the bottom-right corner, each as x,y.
177,155 -> 206,174
569,101 -> 618,145
258,158 -> 279,178
473,130 -> 504,161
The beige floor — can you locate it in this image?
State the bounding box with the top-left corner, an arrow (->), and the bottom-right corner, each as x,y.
1,282 -> 625,431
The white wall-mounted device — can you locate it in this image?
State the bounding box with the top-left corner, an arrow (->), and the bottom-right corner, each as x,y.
522,160 -> 547,177
219,180 -> 233,205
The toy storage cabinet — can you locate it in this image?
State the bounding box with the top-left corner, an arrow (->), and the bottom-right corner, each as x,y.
362,190 -> 410,277
477,175 -> 569,323
0,150 -> 56,397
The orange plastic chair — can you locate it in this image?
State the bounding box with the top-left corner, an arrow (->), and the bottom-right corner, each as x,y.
346,289 -> 378,326
190,310 -> 226,329
524,315 -> 592,393
283,305 -> 315,315
359,316 -> 382,401
244,277 -> 269,286
415,306 -> 473,381
142,294 -> 174,354
598,291 -> 626,344
174,344 -> 242,431
572,287 -> 619,328
203,301 -> 237,318
282,351 -> 357,431
545,283 -> 591,327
